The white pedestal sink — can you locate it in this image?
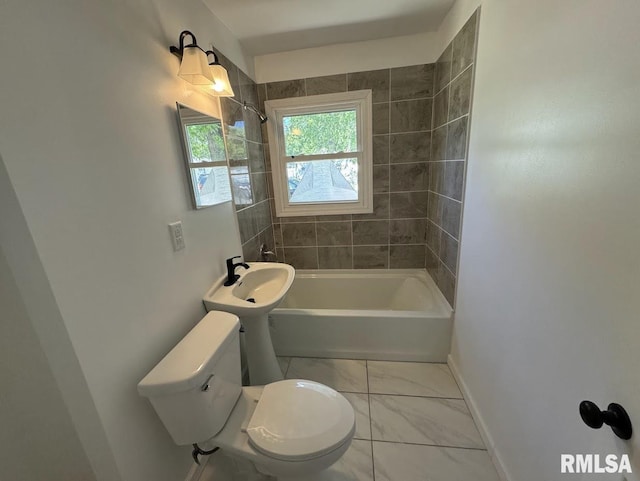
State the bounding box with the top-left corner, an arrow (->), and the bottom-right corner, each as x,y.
203,262 -> 295,385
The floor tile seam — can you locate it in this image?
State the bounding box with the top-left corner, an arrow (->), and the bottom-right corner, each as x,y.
368,360 -> 449,364
367,392 -> 485,450
287,356 -> 448,365
287,356 -> 368,362
368,392 -> 465,400
366,360 -> 377,481
370,439 -> 488,451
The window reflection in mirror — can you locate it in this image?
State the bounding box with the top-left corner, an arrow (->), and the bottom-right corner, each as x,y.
227,136 -> 252,206
176,103 -> 233,209
219,99 -> 257,210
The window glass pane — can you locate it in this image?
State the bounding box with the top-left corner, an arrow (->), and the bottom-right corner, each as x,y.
229,166 -> 253,206
185,123 -> 226,163
287,159 -> 358,203
190,166 -> 232,206
283,110 -> 357,156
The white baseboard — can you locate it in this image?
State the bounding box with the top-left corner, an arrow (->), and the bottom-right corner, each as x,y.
447,355 -> 512,481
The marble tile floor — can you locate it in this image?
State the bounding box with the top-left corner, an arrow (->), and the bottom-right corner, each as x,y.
202,358 -> 500,481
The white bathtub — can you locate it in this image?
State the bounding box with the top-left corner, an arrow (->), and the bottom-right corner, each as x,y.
269,269 -> 453,362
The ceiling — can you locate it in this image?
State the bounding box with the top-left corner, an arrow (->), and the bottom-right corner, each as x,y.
202,0 -> 455,56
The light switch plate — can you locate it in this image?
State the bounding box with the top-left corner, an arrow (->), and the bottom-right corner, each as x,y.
169,221 -> 185,251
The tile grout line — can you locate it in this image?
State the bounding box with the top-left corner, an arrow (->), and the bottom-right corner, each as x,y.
375,94 -> 435,105
236,197 -> 271,214
432,59 -> 473,98
427,217 -> 461,243
440,255 -> 458,281
427,159 -> 467,167
350,215 -> 354,269
313,218 -> 319,269
373,128 -> 431,137
386,78 -> 392,270
386,120 -> 391,268
281,242 -> 428,248
379,159 -> 434,167
433,112 -> 470,132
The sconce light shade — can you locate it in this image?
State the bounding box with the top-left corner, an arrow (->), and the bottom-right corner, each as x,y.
178,46 -> 214,85
208,63 -> 235,97
170,31 -> 235,97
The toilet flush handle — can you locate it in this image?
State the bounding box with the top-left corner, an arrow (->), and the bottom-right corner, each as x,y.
192,444 -> 219,465
201,374 -> 214,392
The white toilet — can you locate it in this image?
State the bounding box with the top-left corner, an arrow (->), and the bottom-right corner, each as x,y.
138,311 -> 355,479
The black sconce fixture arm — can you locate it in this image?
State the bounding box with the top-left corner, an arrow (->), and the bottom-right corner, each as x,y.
170,30 -> 205,59
205,50 -> 222,67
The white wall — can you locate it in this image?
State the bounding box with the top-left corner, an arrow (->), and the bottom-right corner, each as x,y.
254,32 -> 439,83
0,0 -> 246,480
0,156 -> 122,480
434,0 -> 481,54
0,243 -> 96,481
452,1 -> 640,480
252,0 -> 482,85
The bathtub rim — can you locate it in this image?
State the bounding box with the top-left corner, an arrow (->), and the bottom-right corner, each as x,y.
272,268 -> 452,318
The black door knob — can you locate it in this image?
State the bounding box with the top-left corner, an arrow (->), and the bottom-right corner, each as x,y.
579,400 -> 633,440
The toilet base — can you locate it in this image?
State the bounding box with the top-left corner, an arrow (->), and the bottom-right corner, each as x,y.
224,454 -> 274,481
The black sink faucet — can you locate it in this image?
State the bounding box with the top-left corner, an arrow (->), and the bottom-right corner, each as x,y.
224,256 -> 249,286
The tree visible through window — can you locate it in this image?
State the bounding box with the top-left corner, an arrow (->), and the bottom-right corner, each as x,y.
185,123 -> 226,163
183,120 -> 231,206
282,110 -> 358,201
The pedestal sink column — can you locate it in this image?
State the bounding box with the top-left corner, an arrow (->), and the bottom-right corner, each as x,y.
242,314 -> 284,385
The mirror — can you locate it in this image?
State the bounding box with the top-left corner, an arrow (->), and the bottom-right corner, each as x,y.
176,103 -> 233,209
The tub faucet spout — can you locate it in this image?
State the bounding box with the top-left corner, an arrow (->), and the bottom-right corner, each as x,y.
224,256 -> 249,286
260,244 -> 277,261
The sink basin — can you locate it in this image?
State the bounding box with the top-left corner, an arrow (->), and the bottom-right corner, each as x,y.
204,262 -> 295,317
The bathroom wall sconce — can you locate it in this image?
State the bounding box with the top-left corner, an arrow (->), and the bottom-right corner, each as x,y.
170,31 -> 235,97
205,51 -> 235,97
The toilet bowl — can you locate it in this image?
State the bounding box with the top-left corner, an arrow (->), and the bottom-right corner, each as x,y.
137,311 -> 355,479
205,382 -> 354,478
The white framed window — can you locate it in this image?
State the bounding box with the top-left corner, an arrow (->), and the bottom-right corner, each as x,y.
265,90 -> 373,217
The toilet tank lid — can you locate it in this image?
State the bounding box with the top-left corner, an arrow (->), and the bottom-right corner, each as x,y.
137,311 -> 240,397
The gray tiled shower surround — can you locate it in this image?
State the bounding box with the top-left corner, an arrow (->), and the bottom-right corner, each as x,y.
257,65 -> 435,272
216,49 -> 275,263
427,11 -> 478,305
218,9 -> 478,306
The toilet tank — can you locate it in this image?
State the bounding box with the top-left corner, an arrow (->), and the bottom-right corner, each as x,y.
138,311 -> 242,445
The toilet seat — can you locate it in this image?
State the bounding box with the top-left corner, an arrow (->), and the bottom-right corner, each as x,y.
246,379 -> 355,462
